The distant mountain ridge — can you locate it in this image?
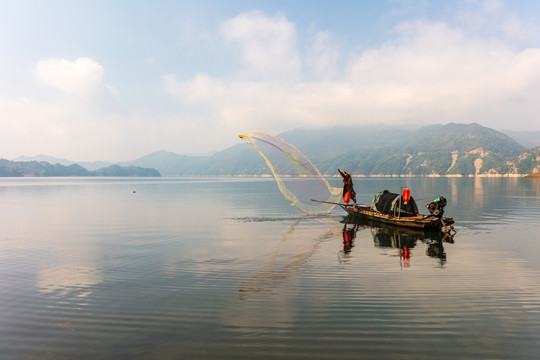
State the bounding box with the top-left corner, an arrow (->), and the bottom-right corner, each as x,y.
114,123 -> 538,176
308,123 -> 527,176
129,123 -> 536,176
14,154 -> 115,171
15,154 -> 75,166
7,123 -> 540,176
119,150 -> 206,175
499,129 -> 540,148
0,160 -> 160,177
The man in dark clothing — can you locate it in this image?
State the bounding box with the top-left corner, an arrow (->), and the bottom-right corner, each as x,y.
338,168 -> 357,206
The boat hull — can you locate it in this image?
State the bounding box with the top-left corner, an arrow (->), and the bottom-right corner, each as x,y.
341,204 -> 454,231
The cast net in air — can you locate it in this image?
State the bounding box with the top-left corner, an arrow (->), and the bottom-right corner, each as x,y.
239,131 -> 342,214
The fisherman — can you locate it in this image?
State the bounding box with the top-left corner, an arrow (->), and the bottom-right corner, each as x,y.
338,168 -> 357,206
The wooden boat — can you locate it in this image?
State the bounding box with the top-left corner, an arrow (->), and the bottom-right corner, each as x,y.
313,190 -> 455,232
340,204 -> 454,231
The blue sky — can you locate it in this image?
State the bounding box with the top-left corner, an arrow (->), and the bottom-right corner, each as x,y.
2,0 -> 540,161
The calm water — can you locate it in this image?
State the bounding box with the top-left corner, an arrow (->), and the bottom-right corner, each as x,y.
1,177 -> 539,359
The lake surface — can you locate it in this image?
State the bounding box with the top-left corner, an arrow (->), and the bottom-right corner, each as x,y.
1,176 -> 539,359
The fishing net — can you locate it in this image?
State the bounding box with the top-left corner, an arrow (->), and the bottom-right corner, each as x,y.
239,131 -> 342,214
239,218 -> 341,299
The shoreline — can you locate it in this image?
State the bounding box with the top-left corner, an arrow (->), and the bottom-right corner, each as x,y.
2,173 -> 537,179
196,173 -> 536,178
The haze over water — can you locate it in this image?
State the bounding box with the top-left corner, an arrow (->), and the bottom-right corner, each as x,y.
1,176 -> 539,359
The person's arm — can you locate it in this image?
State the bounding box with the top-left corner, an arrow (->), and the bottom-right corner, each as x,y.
338,168 -> 345,178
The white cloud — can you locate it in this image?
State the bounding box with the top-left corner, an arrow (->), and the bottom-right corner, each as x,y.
166,13 -> 540,136
482,0 -> 504,14
35,57 -> 119,111
306,31 -> 341,79
221,11 -> 301,80
36,57 -> 105,95
456,0 -> 536,43
1,57 -> 128,160
164,72 -> 226,103
501,14 -> 534,43
0,95 -> 130,161
3,7 -> 540,162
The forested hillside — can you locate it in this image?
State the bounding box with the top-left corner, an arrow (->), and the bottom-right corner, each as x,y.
121,123 -> 537,176
0,160 -> 160,177
5,123 -> 539,177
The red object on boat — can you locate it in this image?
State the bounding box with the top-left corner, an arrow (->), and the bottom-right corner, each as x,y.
403,188 -> 410,204
343,192 -> 351,204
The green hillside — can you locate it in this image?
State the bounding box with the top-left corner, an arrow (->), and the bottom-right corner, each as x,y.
92,165 -> 161,177
498,146 -> 540,174
0,160 -> 90,177
5,123 -> 538,177
286,123 -> 527,176
0,159 -> 160,177
122,123 -> 535,176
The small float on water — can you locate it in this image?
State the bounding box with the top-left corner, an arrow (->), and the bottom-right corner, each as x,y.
314,189 -> 456,233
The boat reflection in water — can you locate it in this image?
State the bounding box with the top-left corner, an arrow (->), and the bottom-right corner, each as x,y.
239,215 -> 456,299
341,215 -> 455,268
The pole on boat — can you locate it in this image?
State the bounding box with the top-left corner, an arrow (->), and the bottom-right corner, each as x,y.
311,199 -> 347,206
398,186 -> 402,219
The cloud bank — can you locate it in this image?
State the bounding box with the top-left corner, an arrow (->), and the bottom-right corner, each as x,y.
36,57 -> 105,95
167,12 -> 540,138
2,3 -> 540,161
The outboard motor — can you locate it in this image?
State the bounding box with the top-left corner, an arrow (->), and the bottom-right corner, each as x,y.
426,196 -> 447,218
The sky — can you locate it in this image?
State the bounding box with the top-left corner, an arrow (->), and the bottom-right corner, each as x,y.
2,0 -> 540,162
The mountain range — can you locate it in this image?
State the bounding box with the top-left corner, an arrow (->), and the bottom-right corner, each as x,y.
499,129 -> 540,149
7,123 -> 540,176
0,160 -> 160,177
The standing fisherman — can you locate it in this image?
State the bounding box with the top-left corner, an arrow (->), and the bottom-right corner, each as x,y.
338,168 -> 357,206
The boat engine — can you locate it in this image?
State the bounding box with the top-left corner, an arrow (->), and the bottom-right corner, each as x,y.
426,196 -> 447,218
